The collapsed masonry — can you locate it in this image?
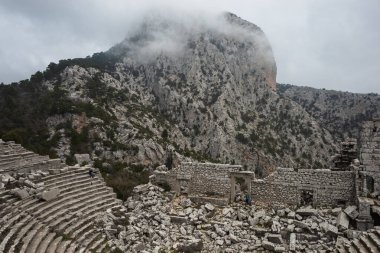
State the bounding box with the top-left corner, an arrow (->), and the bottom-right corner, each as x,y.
152,119 -> 380,231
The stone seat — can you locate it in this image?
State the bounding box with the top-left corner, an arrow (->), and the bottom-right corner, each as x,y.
18,223 -> 44,253
96,240 -> 108,253
43,174 -> 95,189
63,201 -> 119,236
50,187 -> 113,229
4,218 -> 38,253
5,192 -> 117,253
66,229 -> 100,253
56,203 -> 119,253
35,232 -> 55,253
0,178 -> 105,238
0,177 -> 102,222
23,225 -> 50,253
40,188 -> 112,223
87,235 -> 107,252
0,215 -> 33,252
368,232 -> 380,249
354,239 -> 368,253
58,201 -> 120,233
0,157 -> 20,165
45,236 -> 62,253
40,167 -> 89,185
0,153 -> 26,159
360,235 -> 377,253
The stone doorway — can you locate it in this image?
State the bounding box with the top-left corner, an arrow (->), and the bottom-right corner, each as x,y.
300,189 -> 314,206
366,176 -> 375,194
229,171 -> 255,203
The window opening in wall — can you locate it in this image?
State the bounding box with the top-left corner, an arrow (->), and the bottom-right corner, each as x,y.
367,176 -> 375,194
236,177 -> 248,192
336,200 -> 347,206
230,174 -> 253,204
300,190 -> 313,205
372,211 -> 380,226
373,127 -> 377,133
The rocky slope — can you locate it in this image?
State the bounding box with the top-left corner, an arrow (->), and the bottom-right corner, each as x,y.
277,84 -> 380,142
0,12 -> 340,175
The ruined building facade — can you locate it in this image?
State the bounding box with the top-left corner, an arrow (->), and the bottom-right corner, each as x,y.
153,118 -> 380,230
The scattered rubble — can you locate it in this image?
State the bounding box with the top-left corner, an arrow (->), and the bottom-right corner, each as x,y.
97,183 -> 375,252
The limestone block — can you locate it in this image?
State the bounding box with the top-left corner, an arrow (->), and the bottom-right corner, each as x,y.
11,188 -> 29,199
48,169 -> 60,175
332,207 -> 342,216
1,174 -> 15,183
267,234 -> 283,244
323,223 -> 338,237
289,233 -> 296,251
24,180 -> 37,189
296,207 -> 317,216
41,188 -> 60,201
60,167 -> 68,173
176,239 -> 203,252
274,246 -> 286,252
358,199 -> 371,218
346,229 -> 362,239
74,153 -> 91,165
205,203 -> 215,212
293,221 -> 312,232
133,243 -> 145,251
336,212 -> 350,230
262,241 -> 275,251
344,206 -> 359,220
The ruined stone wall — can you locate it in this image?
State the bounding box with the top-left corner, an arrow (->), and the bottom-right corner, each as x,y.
252,168 -> 356,206
186,163 -> 242,197
360,119 -> 380,192
156,162 -> 242,197
252,180 -> 299,206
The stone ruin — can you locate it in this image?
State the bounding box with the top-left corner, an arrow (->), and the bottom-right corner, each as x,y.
331,138 -> 358,170
149,118 -> 380,252
1,118 -> 380,252
0,139 -> 125,253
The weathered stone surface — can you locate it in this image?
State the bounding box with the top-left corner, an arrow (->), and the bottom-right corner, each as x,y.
336,212 -> 350,230
296,207 -> 317,216
176,239 -> 203,252
346,229 -> 362,239
40,188 -> 60,201
267,234 -> 283,244
1,174 -> 15,183
344,206 -> 359,220
262,241 -> 275,251
289,233 -> 296,251
322,223 -> 338,237
74,153 -> 91,165
205,203 -> 215,212
11,188 -> 29,199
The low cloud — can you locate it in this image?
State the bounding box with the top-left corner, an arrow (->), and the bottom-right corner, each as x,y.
0,0 -> 379,94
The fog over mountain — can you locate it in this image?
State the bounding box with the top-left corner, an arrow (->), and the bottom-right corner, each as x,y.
0,0 -> 379,93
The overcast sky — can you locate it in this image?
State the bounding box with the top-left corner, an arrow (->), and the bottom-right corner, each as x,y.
0,0 -> 379,93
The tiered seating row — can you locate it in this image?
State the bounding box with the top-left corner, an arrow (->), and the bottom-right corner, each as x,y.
0,166 -> 123,253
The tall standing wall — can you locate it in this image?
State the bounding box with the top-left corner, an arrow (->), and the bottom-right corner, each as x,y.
360,119 -> 380,192
252,168 -> 356,206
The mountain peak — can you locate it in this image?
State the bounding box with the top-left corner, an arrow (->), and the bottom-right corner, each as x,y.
108,11 -> 277,90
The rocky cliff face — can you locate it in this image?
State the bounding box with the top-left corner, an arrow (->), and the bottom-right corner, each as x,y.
0,13 -> 338,174
277,84 -> 380,141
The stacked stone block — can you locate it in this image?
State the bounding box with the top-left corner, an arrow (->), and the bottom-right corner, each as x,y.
0,139 -> 124,253
252,168 -> 356,206
0,140 -> 62,174
360,118 -> 380,192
